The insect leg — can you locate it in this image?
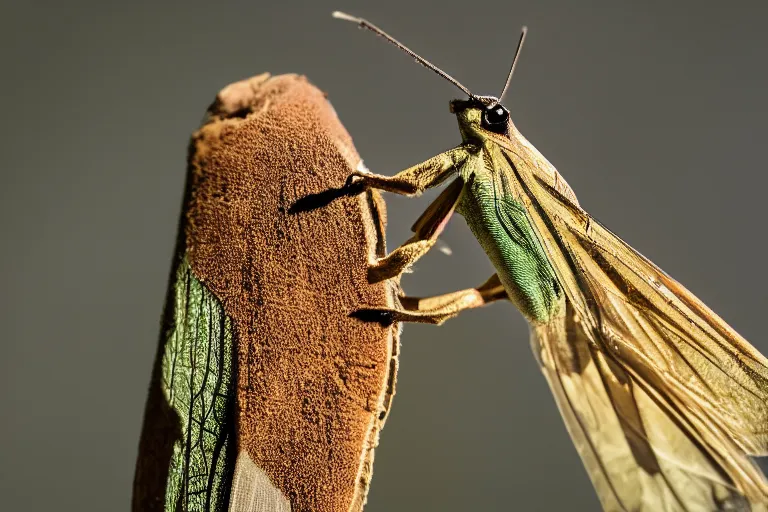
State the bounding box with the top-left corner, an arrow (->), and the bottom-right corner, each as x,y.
356,274 -> 508,325
349,146 -> 470,196
369,178 -> 463,282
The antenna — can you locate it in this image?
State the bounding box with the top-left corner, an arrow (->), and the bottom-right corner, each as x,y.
332,11 -> 474,98
498,26 -> 528,104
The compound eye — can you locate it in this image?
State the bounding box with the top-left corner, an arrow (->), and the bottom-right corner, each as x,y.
482,104 -> 510,133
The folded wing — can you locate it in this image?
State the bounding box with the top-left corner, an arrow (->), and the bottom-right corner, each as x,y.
532,301 -> 765,511
492,134 -> 768,509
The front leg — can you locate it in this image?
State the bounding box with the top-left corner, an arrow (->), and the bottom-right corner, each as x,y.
369,178 -> 464,283
349,146 -> 471,196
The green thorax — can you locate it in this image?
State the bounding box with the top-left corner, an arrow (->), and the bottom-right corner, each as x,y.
454,105 -> 562,323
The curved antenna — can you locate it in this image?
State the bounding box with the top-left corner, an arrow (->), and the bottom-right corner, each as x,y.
333,11 -> 474,98
498,26 -> 528,104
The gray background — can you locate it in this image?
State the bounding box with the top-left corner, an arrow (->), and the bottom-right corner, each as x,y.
2,1 -> 767,510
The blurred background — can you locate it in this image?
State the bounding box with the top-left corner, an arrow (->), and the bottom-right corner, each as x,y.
2,1 -> 768,510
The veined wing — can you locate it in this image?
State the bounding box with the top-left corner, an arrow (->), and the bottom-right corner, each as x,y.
160,257 -> 292,512
161,256 -> 236,511
532,302 -> 763,511
486,130 -> 768,508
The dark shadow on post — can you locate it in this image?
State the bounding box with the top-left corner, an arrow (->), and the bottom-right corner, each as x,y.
349,308 -> 395,327
289,181 -> 365,214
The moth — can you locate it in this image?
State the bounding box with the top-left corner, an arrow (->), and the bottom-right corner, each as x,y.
133,73 -> 400,512
335,12 -> 768,511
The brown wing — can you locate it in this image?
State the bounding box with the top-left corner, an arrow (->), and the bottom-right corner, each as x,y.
489,132 -> 768,509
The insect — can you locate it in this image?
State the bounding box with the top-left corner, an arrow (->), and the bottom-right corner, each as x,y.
133,73 -> 400,512
335,11 -> 768,511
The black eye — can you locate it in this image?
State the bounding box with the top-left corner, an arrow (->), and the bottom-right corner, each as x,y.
482,104 -> 510,133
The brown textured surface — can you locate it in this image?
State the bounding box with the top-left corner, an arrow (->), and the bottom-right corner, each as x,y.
186,73 -> 399,511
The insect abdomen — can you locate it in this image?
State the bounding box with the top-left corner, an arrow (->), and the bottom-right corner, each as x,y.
458,178 -> 561,323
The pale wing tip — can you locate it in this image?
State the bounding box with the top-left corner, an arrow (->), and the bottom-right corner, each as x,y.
332,11 -> 361,23
229,451 -> 292,512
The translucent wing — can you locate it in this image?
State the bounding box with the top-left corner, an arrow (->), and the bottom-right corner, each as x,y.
489,132 -> 768,509
532,302 -> 764,511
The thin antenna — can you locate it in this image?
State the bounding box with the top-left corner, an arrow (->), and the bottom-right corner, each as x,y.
333,11 -> 474,98
498,26 -> 528,104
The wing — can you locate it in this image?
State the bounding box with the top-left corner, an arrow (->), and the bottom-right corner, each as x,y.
160,256 -> 236,511
533,302 -> 764,511
488,131 -> 768,509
